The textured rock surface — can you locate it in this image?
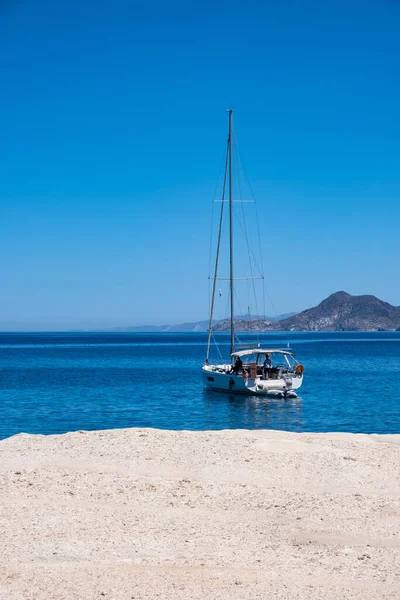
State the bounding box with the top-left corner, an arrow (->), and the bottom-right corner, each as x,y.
214,291 -> 400,331
0,428 -> 399,599
280,291 -> 400,331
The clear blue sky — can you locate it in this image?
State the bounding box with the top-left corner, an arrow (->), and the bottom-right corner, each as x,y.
1,0 -> 399,329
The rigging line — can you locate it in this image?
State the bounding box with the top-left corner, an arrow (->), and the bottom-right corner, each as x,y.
233,287 -> 245,329
212,335 -> 224,360
235,215 -> 265,341
208,278 -> 211,326
206,140 -> 230,361
223,283 -> 230,322
213,289 -> 232,355
230,207 -> 262,342
262,277 -> 266,327
208,144 -> 229,278
211,332 -> 223,361
234,135 -> 261,340
208,199 -> 214,275
208,209 -> 214,320
246,280 -> 256,339
235,292 -> 258,341
247,278 -> 253,336
231,199 -> 261,340
265,286 -> 279,319
228,110 -> 234,356
231,192 -> 263,340
233,288 -> 245,348
233,135 -> 250,256
234,135 -> 244,203
215,280 -> 231,338
250,269 -> 260,340
232,206 -> 263,275
234,132 -> 266,279
235,331 -> 242,347
235,128 -> 277,321
233,134 -> 257,282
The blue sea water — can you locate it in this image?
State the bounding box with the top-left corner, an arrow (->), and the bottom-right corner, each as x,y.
0,331 -> 399,439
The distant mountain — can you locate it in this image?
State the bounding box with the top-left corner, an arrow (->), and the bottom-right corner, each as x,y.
277,291 -> 400,332
109,313 -> 296,333
236,312 -> 297,322
110,320 -> 211,333
165,319 -> 211,332
111,325 -> 170,332
213,319 -> 272,332
213,292 -> 400,332
107,293 -> 400,332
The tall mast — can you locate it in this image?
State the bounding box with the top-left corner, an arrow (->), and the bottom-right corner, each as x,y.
228,109 -> 234,355
205,139 -> 229,363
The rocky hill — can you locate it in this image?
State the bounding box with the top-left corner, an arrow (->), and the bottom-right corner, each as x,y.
213,292 -> 400,332
279,291 -> 400,331
213,318 -> 274,332
111,313 -> 295,333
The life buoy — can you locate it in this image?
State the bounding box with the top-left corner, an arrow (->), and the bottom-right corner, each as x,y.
295,364 -> 305,375
242,372 -> 248,379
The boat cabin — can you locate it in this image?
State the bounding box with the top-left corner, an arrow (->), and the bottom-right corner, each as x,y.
231,348 -> 300,380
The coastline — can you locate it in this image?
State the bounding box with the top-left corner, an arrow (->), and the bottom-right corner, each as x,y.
1,427 -> 399,599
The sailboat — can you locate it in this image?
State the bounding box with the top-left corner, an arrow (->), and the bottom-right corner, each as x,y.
202,110 -> 304,398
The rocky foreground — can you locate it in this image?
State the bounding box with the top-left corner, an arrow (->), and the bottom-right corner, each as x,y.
0,428 -> 399,599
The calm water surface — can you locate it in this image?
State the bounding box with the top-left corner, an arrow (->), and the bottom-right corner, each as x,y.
0,332 -> 399,439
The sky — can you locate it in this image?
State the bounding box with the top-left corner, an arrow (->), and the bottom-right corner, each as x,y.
1,0 -> 400,329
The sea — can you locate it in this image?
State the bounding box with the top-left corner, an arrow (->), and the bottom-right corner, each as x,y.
0,331 -> 399,440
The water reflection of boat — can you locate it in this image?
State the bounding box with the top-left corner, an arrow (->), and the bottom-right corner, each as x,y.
204,390 -> 304,431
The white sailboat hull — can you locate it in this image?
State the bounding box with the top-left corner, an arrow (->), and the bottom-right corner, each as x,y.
202,365 -> 303,397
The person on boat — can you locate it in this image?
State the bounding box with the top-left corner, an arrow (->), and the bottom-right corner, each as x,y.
230,356 -> 243,375
263,353 -> 272,379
